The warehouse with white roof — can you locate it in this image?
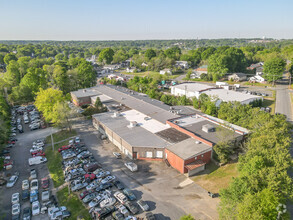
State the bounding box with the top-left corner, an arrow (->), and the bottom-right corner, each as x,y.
170,83 -> 263,105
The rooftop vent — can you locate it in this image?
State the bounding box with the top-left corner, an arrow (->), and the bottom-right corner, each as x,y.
113,111 -> 121,117
195,140 -> 201,144
83,89 -> 86,93
129,121 -> 138,128
202,124 -> 215,133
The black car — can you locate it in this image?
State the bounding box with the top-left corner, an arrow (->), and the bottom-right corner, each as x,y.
145,212 -> 156,220
22,207 -> 31,219
125,201 -> 139,215
91,206 -> 115,219
113,180 -> 124,190
22,189 -> 30,201
96,183 -> 112,192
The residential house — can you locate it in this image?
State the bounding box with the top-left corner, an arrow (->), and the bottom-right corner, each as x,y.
247,62 -> 264,71
160,68 -> 172,75
249,67 -> 265,83
228,73 -> 247,82
126,67 -> 140,73
175,61 -> 189,69
141,62 -> 148,67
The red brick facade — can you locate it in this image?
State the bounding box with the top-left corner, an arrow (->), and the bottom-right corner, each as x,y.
165,149 -> 185,173
183,151 -> 211,173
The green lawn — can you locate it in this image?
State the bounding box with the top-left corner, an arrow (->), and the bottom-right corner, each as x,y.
45,140 -> 67,188
243,82 -> 273,87
192,162 -> 238,193
57,187 -> 91,220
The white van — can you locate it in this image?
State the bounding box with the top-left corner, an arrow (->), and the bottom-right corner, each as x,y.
28,156 -> 47,166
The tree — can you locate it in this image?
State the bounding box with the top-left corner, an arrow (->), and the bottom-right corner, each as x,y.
53,65 -> 70,93
20,67 -> 47,95
164,47 -> 181,60
77,60 -> 96,88
179,215 -> 195,220
263,57 -> 286,83
51,101 -> 74,131
4,53 -> 17,65
144,49 -> 156,60
94,97 -> 103,108
17,56 -> 31,78
98,48 -> 114,64
4,60 -> 20,87
35,88 -> 65,122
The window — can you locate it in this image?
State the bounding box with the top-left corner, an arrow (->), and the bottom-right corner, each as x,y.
146,151 -> 153,158
156,151 -> 163,158
201,154 -> 204,157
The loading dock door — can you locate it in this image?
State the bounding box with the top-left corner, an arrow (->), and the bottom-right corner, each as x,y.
156,151 -> 163,158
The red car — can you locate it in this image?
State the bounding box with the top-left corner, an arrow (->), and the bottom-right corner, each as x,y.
41,177 -> 49,189
58,145 -> 71,152
79,189 -> 95,200
84,173 -> 96,181
33,152 -> 45,157
7,140 -> 16,144
31,150 -> 44,156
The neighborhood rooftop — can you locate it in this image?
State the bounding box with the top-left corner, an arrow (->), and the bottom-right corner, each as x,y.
172,83 -> 214,92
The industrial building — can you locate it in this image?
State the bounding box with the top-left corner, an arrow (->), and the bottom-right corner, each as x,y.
170,82 -> 263,105
71,85 -> 248,176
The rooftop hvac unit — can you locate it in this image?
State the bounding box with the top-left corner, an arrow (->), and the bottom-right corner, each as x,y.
129,121 -> 138,127
202,124 -> 215,133
83,89 -> 87,93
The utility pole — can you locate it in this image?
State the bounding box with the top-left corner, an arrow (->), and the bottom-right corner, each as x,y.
50,127 -> 54,152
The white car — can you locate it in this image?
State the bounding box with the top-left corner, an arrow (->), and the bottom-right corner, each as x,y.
11,193 -> 20,204
28,156 -> 47,166
118,204 -> 130,216
32,201 -> 40,216
48,206 -> 67,218
137,199 -> 150,211
42,190 -> 50,202
88,195 -> 104,208
100,175 -> 115,184
114,191 -> 128,204
124,162 -> 138,172
22,179 -> 29,190
30,179 -> 38,190
6,172 -> 19,188
30,146 -> 43,153
75,136 -> 80,143
69,139 -> 74,145
12,203 -> 20,216
100,197 -> 116,208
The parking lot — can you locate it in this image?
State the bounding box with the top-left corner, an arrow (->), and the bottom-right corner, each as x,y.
0,119 -> 58,220
72,118 -> 219,220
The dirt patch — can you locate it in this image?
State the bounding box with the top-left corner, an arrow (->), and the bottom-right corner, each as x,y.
185,194 -> 202,200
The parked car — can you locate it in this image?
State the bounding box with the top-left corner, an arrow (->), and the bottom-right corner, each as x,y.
137,200 -> 149,211
124,201 -> 139,215
90,206 -> 115,219
71,182 -> 88,192
100,175 -> 115,184
28,156 -> 47,165
41,190 -> 50,202
79,189 -> 95,200
22,207 -> 32,220
75,136 -> 81,143
48,206 -> 67,218
95,170 -> 111,179
145,212 -> 156,220
113,152 -> 122,159
118,204 -> 130,217
124,162 -> 138,172
30,179 -> 38,190
29,169 -> 37,180
82,192 -> 99,203
96,183 -> 112,192
100,197 -> 116,208
52,210 -> 71,220
22,189 -> 30,201
41,177 -> 49,189
32,152 -> 45,157
12,203 -> 20,216
88,195 -> 104,208
6,172 -> 19,188
84,173 -> 96,182
84,162 -> 100,172
113,180 -> 124,190
58,145 -> 71,152
123,188 -> 136,201
30,190 -> 38,203
32,201 -> 40,216
114,191 -> 128,204
112,211 -> 124,220
11,193 -> 20,204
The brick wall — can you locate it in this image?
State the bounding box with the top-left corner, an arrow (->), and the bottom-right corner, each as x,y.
183,151 -> 212,173
165,149 -> 185,173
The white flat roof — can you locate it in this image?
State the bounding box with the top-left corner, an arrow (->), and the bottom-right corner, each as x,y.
122,109 -> 170,134
203,89 -> 263,103
171,83 -> 214,92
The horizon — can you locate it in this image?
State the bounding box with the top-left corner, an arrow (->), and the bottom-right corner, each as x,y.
0,0 -> 292,40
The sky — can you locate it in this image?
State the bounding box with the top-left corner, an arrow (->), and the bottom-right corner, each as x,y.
0,0 -> 292,40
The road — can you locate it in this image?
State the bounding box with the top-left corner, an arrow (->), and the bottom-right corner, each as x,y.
72,118 -> 219,220
0,121 -> 58,220
275,74 -> 292,121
